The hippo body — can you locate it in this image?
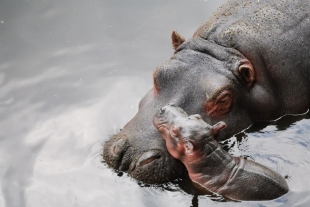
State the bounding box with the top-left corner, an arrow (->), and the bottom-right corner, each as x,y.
153,105 -> 288,201
104,0 -> 310,184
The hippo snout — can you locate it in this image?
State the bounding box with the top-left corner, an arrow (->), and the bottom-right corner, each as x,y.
154,104 -> 189,128
104,134 -> 163,173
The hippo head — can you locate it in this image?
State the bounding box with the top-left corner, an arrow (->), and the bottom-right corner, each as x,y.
103,31 -> 282,184
153,104 -> 227,162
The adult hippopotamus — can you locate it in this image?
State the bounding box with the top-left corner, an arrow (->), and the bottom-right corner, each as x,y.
103,0 -> 310,184
153,104 -> 288,201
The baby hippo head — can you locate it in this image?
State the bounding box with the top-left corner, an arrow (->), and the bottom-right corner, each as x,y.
153,104 -> 226,161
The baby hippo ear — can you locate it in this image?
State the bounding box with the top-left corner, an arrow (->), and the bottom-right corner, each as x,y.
211,122 -> 227,136
170,124 -> 181,138
184,141 -> 194,154
171,31 -> 185,50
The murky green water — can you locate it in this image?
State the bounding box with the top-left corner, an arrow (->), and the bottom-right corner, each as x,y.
0,0 -> 309,206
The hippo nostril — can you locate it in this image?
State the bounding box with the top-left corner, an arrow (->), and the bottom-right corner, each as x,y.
140,155 -> 161,166
137,150 -> 162,167
112,138 -> 128,156
159,107 -> 166,115
103,138 -> 129,170
113,145 -> 119,156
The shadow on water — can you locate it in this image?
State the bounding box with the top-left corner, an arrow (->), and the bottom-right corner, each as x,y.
248,110 -> 310,133
232,111 -> 310,144
136,174 -> 227,205
191,195 -> 199,207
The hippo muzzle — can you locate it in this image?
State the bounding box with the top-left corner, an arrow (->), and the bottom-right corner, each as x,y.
153,103 -> 187,128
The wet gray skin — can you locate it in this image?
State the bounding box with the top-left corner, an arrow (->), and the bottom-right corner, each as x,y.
154,104 -> 289,201
103,0 -> 310,184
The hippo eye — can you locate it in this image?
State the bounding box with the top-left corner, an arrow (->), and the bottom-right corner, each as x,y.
217,94 -> 230,104
192,114 -> 202,120
204,90 -> 233,118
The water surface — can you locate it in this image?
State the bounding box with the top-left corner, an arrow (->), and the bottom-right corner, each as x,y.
0,0 -> 309,206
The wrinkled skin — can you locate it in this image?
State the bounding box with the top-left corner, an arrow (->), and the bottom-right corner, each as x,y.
103,0 -> 310,184
154,104 -> 289,201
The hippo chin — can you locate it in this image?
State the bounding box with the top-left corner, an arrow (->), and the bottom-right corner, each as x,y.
154,104 -> 288,201
104,0 -> 310,184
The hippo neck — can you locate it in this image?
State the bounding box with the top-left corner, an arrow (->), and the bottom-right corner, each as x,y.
184,139 -> 237,193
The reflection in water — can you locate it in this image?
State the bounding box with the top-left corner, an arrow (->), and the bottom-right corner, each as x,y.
1,140 -> 46,207
0,0 -> 310,206
191,195 -> 198,207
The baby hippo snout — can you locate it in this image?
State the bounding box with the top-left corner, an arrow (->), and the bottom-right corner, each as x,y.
153,104 -> 187,127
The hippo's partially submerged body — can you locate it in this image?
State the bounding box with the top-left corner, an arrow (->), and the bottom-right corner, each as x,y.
104,0 -> 310,184
154,104 -> 288,201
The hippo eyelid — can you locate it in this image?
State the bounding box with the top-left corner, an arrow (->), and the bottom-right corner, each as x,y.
204,87 -> 234,117
206,92 -> 210,100
206,86 -> 233,102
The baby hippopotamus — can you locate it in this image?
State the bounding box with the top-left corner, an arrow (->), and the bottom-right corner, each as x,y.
153,104 -> 289,201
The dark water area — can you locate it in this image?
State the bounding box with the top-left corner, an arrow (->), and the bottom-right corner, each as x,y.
0,0 -> 309,206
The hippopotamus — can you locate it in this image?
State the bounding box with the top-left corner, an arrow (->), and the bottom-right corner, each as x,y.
153,104 -> 288,201
103,0 -> 310,184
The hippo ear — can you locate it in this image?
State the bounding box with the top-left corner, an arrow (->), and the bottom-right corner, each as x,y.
184,141 -> 193,154
238,63 -> 255,87
172,31 -> 185,50
170,124 -> 181,138
211,122 -> 227,136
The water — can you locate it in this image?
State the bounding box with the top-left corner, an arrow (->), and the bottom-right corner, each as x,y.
0,0 -> 309,206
